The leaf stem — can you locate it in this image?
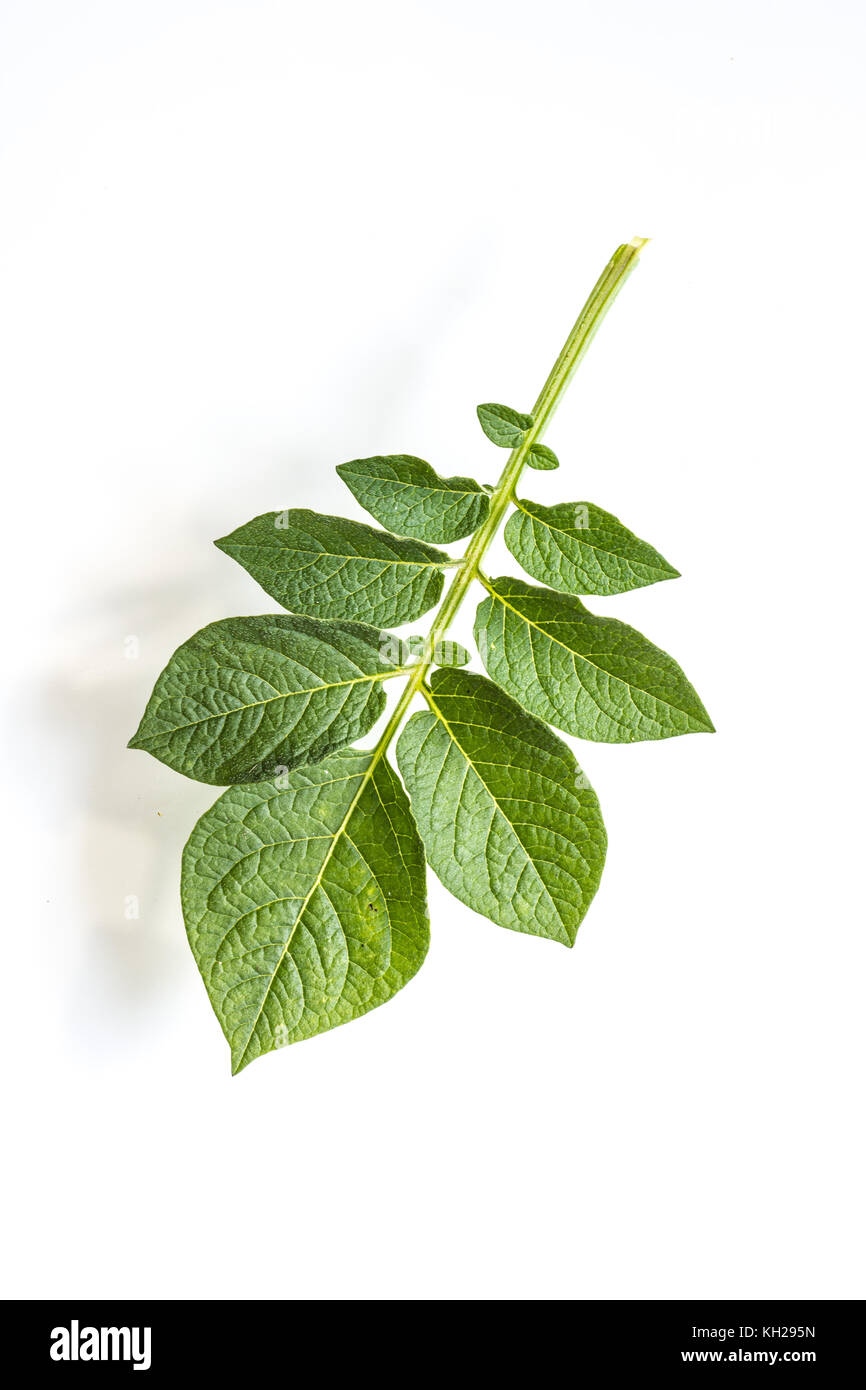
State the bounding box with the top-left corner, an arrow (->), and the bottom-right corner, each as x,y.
364,238 -> 648,768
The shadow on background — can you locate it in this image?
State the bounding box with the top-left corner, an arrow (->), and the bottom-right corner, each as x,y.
25,243 -> 490,1060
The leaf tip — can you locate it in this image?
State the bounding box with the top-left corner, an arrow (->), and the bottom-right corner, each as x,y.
692,703 -> 716,734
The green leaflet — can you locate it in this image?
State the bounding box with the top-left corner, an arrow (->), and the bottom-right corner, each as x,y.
336,454 -> 490,543
128,615 -> 405,785
475,575 -> 714,742
431,640 -> 470,667
396,667 -> 606,946
181,750 -> 429,1073
526,443 -> 559,471
216,510 -> 450,628
477,402 -> 533,448
505,498 -> 679,595
405,635 -> 471,667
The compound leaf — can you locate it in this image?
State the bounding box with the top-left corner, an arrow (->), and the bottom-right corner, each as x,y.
505,498 -> 679,596
477,402 -> 533,448
128,615 -> 404,785
396,667 -> 606,946
475,575 -> 714,742
181,750 -> 430,1073
336,454 -> 490,543
216,510 -> 450,628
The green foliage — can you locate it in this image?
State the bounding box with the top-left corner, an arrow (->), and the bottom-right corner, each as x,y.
396,668 -> 606,945
405,635 -> 471,667
181,752 -> 429,1074
336,454 -> 490,543
215,510 -> 449,627
130,238 -> 713,1070
526,443 -> 559,471
475,576 -> 713,742
505,498 -> 679,595
476,402 -> 534,447
128,615 -> 407,784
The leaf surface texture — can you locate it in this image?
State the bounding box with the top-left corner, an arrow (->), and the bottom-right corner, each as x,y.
129,615 -> 404,784
216,510 -> 449,627
397,668 -> 606,945
505,498 -> 679,596
182,750 -> 429,1072
476,402 -> 533,448
336,454 -> 490,543
475,576 -> 714,742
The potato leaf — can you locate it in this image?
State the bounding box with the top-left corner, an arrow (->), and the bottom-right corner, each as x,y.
526,443 -> 559,471
181,750 -> 429,1071
216,509 -> 450,627
476,402 -> 534,448
475,575 -> 714,742
505,498 -> 679,595
129,615 -> 405,785
336,454 -> 490,543
397,667 -> 606,946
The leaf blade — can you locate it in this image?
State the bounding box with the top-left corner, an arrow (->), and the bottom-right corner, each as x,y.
128,615 -> 405,785
476,402 -> 533,448
336,454 -> 490,543
216,510 -> 450,627
505,498 -> 679,596
181,750 -> 429,1072
396,668 -> 606,945
526,443 -> 559,471
475,575 -> 714,742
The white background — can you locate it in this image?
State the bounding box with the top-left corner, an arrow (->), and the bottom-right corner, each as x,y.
1,0 -> 864,1300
